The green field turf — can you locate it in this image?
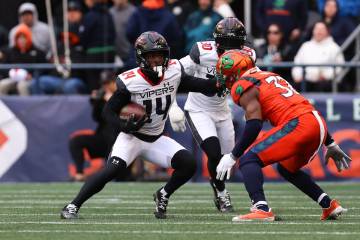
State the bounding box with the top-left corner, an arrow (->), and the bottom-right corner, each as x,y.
0,182 -> 359,240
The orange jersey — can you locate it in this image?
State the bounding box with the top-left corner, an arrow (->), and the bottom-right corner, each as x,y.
231,68 -> 314,126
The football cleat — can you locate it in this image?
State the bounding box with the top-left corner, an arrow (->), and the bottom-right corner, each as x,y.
321,199 -> 347,220
210,180 -> 234,213
60,203 -> 79,219
232,208 -> 275,222
153,188 -> 169,219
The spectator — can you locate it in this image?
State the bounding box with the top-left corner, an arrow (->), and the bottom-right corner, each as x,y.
0,24 -> 47,95
80,0 -> 116,91
213,0 -> 235,18
317,0 -> 360,19
321,0 -> 356,46
167,0 -> 195,27
110,0 -> 136,61
32,1 -> 87,95
9,2 -> 51,54
291,21 -> 345,92
257,23 -> 296,81
69,70 -> 120,181
255,0 -> 308,42
183,0 -> 222,53
126,0 -> 182,68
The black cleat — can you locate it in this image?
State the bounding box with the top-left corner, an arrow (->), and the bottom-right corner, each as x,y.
210,180 -> 234,213
60,204 -> 79,219
153,188 -> 169,219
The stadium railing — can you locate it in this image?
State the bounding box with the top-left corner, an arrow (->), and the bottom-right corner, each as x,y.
0,62 -> 359,93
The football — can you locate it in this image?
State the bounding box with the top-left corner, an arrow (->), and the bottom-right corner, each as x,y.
119,102 -> 147,121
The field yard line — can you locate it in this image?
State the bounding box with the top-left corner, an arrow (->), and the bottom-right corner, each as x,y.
0,200 -> 357,204
0,221 -> 359,226
0,189 -> 357,194
0,213 -> 358,218
0,229 -> 359,235
0,206 -> 359,210
1,195 -> 359,199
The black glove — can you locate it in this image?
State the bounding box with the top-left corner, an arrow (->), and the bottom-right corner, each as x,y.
121,114 -> 148,133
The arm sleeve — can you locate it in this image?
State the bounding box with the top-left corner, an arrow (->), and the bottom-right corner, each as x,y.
178,63 -> 218,95
231,119 -> 263,158
102,77 -> 131,130
230,77 -> 259,104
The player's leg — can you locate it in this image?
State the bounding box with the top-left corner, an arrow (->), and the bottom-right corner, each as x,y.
141,136 -> 197,219
277,112 -> 347,220
61,133 -> 141,219
185,111 -> 233,212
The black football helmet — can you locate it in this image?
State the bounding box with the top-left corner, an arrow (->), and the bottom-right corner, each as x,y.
213,17 -> 247,55
135,31 -> 170,80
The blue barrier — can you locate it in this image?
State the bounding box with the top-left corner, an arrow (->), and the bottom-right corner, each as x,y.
0,94 -> 359,182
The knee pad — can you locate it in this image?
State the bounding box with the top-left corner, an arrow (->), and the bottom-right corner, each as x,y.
239,151 -> 263,169
171,150 -> 197,174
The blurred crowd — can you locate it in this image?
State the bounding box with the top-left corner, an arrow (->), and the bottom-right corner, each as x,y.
0,0 -> 358,96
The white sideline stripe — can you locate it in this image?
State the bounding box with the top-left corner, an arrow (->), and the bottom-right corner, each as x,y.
0,221 -> 359,226
0,213 -> 358,218
0,206 -> 359,210
0,195 -> 359,199
0,230 -> 357,236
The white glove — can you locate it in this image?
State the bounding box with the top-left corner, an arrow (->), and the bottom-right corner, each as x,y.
325,142 -> 352,172
216,154 -> 236,181
169,101 -> 186,132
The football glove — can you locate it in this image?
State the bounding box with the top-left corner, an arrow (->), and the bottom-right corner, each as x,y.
214,73 -> 228,97
325,143 -> 352,172
216,154 -> 236,181
122,114 -> 147,133
168,101 -> 186,132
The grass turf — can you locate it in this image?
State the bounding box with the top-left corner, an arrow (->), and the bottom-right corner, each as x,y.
0,182 -> 359,240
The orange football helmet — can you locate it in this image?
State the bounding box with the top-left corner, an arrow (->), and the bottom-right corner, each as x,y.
216,50 -> 255,89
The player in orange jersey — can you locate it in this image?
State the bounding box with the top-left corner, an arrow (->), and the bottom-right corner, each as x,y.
215,50 -> 352,221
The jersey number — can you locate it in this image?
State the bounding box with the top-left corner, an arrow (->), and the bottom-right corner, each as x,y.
265,76 -> 298,98
143,95 -> 172,123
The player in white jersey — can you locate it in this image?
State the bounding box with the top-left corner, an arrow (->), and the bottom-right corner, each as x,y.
61,31 -> 223,219
169,17 -> 256,212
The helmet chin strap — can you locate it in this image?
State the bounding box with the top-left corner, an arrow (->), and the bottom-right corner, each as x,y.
153,65 -> 163,77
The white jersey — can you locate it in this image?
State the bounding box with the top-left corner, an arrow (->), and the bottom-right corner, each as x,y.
181,40 -> 256,113
117,59 -> 182,136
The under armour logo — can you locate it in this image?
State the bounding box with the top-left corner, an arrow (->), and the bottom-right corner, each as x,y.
112,159 -> 119,165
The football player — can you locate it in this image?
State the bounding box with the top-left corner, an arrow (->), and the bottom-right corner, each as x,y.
215,50 -> 351,221
168,17 -> 256,213
61,31 -> 223,220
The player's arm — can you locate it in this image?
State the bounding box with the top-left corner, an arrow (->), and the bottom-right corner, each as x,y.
216,86 -> 263,180
178,63 -> 221,96
231,86 -> 263,159
324,131 -> 352,172
102,78 -> 144,133
179,43 -> 200,76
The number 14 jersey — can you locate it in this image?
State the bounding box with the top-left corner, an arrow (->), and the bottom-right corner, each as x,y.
117,60 -> 182,136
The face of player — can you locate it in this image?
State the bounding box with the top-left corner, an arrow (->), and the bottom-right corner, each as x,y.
144,52 -> 165,68
324,0 -> 337,18
313,22 -> 329,42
